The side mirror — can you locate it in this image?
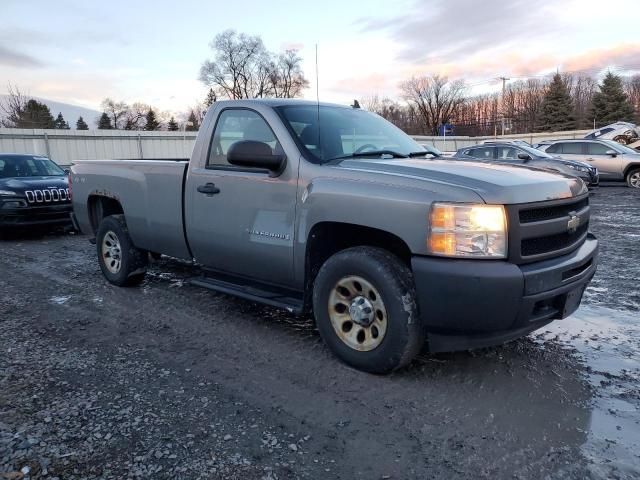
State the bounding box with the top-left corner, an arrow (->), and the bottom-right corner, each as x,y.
605,150 -> 618,157
64,168 -> 70,175
517,152 -> 532,161
227,140 -> 286,175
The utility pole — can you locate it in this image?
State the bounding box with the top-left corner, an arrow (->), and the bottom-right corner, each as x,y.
499,76 -> 510,136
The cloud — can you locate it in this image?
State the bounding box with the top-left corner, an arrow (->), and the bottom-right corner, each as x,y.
280,42 -> 304,52
327,43 -> 640,101
0,45 -> 44,68
356,0 -> 558,63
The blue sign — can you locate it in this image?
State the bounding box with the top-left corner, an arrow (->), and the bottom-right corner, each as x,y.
439,124 -> 454,136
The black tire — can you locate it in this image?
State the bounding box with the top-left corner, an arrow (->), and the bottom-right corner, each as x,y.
614,136 -> 629,145
96,214 -> 147,286
312,246 -> 424,374
626,168 -> 640,189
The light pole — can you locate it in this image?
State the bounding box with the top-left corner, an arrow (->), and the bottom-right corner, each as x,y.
499,76 -> 510,136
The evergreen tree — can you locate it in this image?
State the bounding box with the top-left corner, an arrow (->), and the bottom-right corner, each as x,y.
54,112 -> 70,129
76,116 -> 89,130
590,72 -> 636,125
185,110 -> 200,131
15,100 -> 55,129
144,109 -> 160,131
538,73 -> 575,131
167,116 -> 179,131
97,112 -> 113,129
204,88 -> 217,108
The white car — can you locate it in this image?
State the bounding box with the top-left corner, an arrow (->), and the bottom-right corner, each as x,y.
584,122 -> 639,145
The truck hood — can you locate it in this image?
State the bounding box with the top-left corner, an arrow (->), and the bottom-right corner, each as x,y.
336,158 -> 586,204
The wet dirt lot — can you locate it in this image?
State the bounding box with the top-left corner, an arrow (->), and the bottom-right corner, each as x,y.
1,186 -> 639,479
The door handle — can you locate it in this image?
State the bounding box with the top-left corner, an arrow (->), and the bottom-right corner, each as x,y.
197,183 -> 221,195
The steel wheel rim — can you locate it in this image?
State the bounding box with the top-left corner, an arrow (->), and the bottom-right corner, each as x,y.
630,172 -> 640,188
328,275 -> 387,352
101,230 -> 122,274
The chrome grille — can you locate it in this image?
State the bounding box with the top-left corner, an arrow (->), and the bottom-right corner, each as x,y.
25,188 -> 70,204
507,195 -> 590,264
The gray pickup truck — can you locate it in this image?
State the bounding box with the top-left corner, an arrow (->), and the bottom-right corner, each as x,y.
71,99 -> 598,373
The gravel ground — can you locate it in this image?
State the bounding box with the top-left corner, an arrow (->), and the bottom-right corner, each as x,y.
1,186 -> 639,479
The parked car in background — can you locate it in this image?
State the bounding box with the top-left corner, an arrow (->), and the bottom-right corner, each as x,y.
479,139 -> 532,147
584,122 -> 639,145
0,153 -> 72,233
454,143 -> 599,187
537,139 -> 640,188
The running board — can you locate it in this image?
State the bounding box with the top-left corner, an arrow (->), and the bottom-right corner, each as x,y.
190,275 -> 304,315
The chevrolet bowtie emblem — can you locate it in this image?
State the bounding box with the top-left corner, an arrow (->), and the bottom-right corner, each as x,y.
567,213 -> 580,233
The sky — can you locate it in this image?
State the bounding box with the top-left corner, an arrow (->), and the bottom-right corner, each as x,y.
1,0 -> 640,116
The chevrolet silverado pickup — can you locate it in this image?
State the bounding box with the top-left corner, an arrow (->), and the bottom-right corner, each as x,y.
71,99 -> 598,373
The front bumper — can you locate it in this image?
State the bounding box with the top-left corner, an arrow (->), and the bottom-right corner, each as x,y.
0,203 -> 73,228
411,234 -> 598,352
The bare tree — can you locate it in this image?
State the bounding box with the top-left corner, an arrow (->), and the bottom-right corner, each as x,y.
122,102 -> 150,130
100,98 -> 129,129
399,75 -> 466,135
625,74 -> 640,121
199,30 -> 270,99
199,30 -> 308,100
567,75 -> 597,129
0,84 -> 29,127
270,50 -> 309,98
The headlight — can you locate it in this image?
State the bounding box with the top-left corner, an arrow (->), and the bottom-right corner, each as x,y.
566,164 -> 589,173
0,190 -> 17,196
428,203 -> 507,258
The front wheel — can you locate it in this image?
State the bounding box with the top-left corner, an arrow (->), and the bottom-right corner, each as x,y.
96,214 -> 147,286
312,247 -> 424,374
614,136 -> 630,145
626,168 -> 640,189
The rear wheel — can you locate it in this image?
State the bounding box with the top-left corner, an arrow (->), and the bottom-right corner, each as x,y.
626,168 -> 640,189
96,215 -> 147,286
312,246 -> 424,374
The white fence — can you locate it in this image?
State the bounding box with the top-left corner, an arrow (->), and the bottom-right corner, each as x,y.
0,129 -> 197,166
0,127 -> 591,166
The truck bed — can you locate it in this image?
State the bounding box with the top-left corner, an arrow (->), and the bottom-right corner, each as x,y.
72,159 -> 191,260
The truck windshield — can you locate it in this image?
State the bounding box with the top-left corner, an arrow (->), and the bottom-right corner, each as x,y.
275,105 -> 424,164
0,155 -> 65,178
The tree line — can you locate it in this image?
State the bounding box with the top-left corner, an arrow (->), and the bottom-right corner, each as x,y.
364,71 -> 640,136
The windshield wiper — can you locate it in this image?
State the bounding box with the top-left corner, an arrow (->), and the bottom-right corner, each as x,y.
326,150 -> 409,164
408,151 -> 439,158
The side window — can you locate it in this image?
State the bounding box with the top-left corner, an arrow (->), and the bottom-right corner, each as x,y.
545,143 -> 561,154
496,146 -> 518,160
469,147 -> 494,159
207,109 -> 279,167
561,143 -> 584,154
587,142 -> 612,155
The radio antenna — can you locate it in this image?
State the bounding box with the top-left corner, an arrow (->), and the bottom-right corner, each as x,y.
315,43 -> 321,158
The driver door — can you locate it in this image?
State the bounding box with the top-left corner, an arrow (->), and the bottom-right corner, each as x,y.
185,108 -> 298,288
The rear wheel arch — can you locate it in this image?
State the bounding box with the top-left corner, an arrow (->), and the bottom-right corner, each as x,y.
88,195 -> 124,234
